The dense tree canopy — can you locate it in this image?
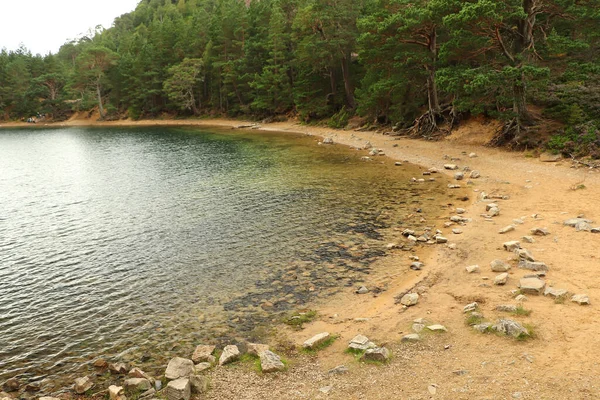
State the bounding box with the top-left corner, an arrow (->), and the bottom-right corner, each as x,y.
1,0 -> 598,152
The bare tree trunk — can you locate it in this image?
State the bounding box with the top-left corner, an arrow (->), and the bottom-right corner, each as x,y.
340,53 -> 355,110
427,28 -> 441,115
96,82 -> 105,120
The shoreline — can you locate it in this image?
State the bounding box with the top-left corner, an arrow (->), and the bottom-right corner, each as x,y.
3,117 -> 600,398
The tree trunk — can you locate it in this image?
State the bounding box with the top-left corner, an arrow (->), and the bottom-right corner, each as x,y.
427,28 -> 441,114
512,72 -> 529,122
340,53 -> 355,110
96,82 -> 105,120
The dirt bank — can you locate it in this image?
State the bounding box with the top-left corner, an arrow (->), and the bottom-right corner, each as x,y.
3,117 -> 599,399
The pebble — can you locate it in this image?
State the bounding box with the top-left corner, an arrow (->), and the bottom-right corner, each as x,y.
544,287 -> 568,298
503,241 -> 521,251
531,227 -> 550,236
444,164 -> 459,170
356,286 -> 369,294
499,225 -> 516,234
452,228 -> 463,234
494,273 -> 509,285
463,302 -> 478,313
455,172 -> 464,180
401,334 -> 421,342
74,376 -> 94,395
328,365 -> 349,375
470,170 -> 481,179
465,265 -> 480,273
517,248 -> 535,262
410,262 -> 424,270
522,236 -> 535,243
400,293 -> 419,306
319,386 -> 333,394
427,324 -> 448,332
515,294 -> 528,302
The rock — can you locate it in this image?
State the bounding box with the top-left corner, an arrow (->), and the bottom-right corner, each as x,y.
571,294 -> 591,305
495,305 -> 518,312
386,242 -> 400,249
490,259 -> 511,272
518,260 -> 549,272
513,293 -> 527,302
259,351 -> 285,373
348,335 -> 377,351
2,378 -> 19,392
522,236 -> 535,244
531,228 -> 550,236
448,184 -> 461,189
539,153 -> 562,162
401,334 -> 420,342
492,319 -> 529,338
74,377 -> 93,395
328,365 -> 349,375
322,137 -> 334,144
469,152 -> 478,158
544,287 -> 568,298
499,225 -> 516,234
452,228 -> 463,234
576,221 -> 592,232
39,397 -> 61,400
166,378 -> 190,400
465,265 -> 480,273
247,343 -> 270,357
124,378 -> 152,392
486,203 -> 498,211
427,324 -> 448,332
410,262 -> 424,271
450,215 -> 469,223
400,293 -> 419,307
487,207 -> 500,217
356,286 -> 369,294
109,363 -> 129,375
564,218 -> 593,227
24,382 -> 41,392
191,345 -> 216,363
503,241 -> 521,251
93,358 -> 108,368
463,302 -> 478,313
108,385 -> 124,400
188,376 -> 208,394
394,162 -> 402,166
455,172 -> 464,180
519,277 -> 546,295
469,170 -> 481,179
453,370 -> 469,376
219,345 -> 240,365
517,248 -> 535,262
494,273 -> 509,285
473,323 -> 492,333
129,368 -> 153,381
303,332 -> 330,350
456,208 -> 466,214
513,218 -> 525,225
165,357 -> 195,380
361,347 -> 390,362
194,363 -> 211,373
444,164 -> 459,170
435,236 -> 448,244
412,323 -> 425,333
319,386 -> 333,394
428,384 -> 438,395
138,388 -> 156,399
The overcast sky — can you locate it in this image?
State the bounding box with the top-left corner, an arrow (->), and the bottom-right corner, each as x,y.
0,0 -> 141,55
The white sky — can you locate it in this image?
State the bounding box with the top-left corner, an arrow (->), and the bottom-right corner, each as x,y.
0,0 -> 142,55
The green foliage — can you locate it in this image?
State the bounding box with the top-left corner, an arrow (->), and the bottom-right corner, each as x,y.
284,310 -> 317,328
0,0 -> 598,157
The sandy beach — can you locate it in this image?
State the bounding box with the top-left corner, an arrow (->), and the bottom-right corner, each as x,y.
2,117 -> 599,399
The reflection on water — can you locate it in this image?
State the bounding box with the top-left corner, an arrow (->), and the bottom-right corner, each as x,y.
0,126 -> 449,392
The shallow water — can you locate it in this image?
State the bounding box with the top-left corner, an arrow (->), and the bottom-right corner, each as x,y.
0,126 -> 449,391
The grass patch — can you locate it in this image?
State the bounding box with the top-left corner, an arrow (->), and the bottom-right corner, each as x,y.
512,305 -> 532,316
554,295 -> 567,304
517,324 -> 537,341
284,310 -> 317,329
465,313 -> 485,326
301,335 -> 338,354
344,347 -> 366,358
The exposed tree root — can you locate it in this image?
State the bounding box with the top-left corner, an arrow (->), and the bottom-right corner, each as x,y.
393,104 -> 459,139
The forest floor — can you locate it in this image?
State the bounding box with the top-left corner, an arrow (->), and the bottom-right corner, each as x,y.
2,116 -> 600,399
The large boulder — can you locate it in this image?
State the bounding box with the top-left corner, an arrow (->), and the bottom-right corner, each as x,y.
165,357 -> 194,380
166,378 -> 190,400
259,351 -> 285,373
